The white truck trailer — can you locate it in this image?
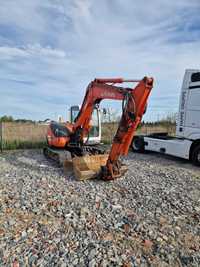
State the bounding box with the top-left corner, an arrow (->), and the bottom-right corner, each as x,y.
132,69 -> 200,166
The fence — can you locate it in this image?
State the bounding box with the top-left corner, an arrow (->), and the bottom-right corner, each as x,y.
0,122 -> 48,151
138,124 -> 176,135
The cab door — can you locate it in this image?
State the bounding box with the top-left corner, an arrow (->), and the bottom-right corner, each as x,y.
185,72 -> 200,129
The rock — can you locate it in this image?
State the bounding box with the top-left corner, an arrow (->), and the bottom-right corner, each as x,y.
101,259 -> 109,267
13,260 -> 20,267
84,249 -> 89,256
162,235 -> 168,242
123,223 -> 130,234
88,248 -> 96,260
21,231 -> 27,238
143,239 -> 153,249
175,226 -> 181,232
157,237 -> 163,243
8,218 -> 16,226
194,206 -> 200,213
103,233 -> 114,241
72,258 -> 79,266
112,204 -> 122,210
121,254 -> 127,261
122,262 -> 132,267
80,207 -> 90,216
159,216 -> 168,225
88,258 -> 96,267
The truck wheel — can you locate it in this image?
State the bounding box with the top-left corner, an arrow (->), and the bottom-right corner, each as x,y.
191,144 -> 200,166
131,136 -> 145,153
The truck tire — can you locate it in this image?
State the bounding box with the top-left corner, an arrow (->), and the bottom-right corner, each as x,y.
191,144 -> 200,166
131,136 -> 145,153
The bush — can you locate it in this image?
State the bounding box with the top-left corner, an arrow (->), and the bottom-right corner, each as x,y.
0,115 -> 14,122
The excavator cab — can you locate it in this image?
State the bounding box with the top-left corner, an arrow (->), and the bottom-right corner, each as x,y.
69,105 -> 101,144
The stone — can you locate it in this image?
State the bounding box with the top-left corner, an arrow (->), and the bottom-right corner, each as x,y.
157,237 -> 163,243
72,258 -> 79,266
88,248 -> 96,260
8,218 -> 16,226
21,231 -> 27,238
88,258 -> 96,267
112,204 -> 122,210
162,235 -> 168,242
143,239 -> 153,249
194,206 -> 200,213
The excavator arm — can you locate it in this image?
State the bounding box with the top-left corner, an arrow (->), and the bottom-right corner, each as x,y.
101,77 -> 153,179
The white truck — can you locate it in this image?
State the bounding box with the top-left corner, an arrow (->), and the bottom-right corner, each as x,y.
132,69 -> 200,166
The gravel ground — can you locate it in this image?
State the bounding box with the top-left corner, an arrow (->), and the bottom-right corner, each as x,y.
0,149 -> 199,267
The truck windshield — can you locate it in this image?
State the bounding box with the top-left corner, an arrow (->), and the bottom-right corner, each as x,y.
191,72 -> 200,82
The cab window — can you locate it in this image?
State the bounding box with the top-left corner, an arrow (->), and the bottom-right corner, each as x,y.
191,72 -> 200,82
89,109 -> 99,137
71,106 -> 79,123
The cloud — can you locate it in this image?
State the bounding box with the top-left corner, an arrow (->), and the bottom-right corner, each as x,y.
0,46 -> 28,60
0,0 -> 200,121
0,44 -> 66,59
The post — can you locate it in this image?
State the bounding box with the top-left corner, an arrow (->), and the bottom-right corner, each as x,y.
0,122 -> 3,152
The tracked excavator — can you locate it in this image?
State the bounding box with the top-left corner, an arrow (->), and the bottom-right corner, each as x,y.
44,76 -> 153,180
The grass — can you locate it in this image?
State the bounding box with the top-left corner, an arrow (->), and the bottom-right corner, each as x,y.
0,140 -> 46,151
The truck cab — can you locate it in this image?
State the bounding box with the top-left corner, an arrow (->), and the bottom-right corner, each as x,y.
176,69 -> 200,140
132,69 -> 200,166
69,105 -> 101,145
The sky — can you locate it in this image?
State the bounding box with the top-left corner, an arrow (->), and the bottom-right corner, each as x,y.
0,0 -> 200,122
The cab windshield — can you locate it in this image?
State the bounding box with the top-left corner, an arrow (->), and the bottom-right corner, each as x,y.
70,106 -> 99,138
90,109 -> 99,137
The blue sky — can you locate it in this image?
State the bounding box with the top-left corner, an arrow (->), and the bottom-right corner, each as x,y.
0,0 -> 200,121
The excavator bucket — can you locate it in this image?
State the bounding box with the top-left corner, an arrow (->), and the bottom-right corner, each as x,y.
72,154 -> 128,180
72,154 -> 109,180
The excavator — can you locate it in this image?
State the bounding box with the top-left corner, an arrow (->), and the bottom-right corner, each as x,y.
44,76 -> 153,180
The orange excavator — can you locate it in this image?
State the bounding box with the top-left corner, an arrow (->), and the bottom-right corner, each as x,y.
44,77 -> 153,180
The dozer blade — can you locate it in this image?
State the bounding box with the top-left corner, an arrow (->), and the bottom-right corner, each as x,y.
72,154 -> 128,180
72,154 -> 109,180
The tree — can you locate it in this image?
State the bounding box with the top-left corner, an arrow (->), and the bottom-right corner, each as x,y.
0,115 -> 14,122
